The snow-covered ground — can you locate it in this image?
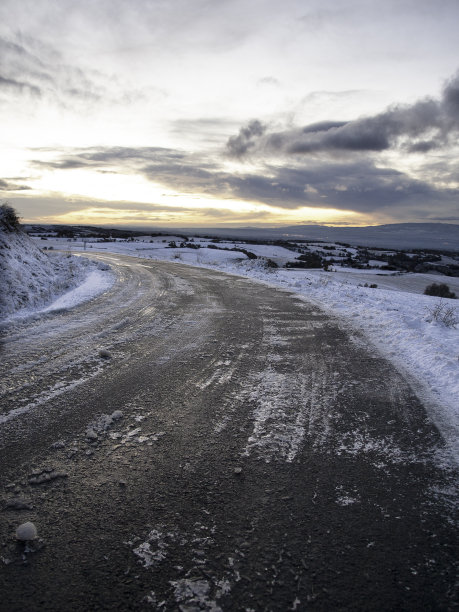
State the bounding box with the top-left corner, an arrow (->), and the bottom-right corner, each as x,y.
0,227 -> 113,322
31,235 -> 459,462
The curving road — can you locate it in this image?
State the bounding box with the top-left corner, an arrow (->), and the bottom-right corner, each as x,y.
0,254 -> 457,611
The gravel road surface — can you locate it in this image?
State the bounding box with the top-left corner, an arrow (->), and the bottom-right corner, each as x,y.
0,254 -> 457,610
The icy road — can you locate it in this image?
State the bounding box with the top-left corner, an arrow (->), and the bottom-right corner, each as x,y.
0,254 -> 457,610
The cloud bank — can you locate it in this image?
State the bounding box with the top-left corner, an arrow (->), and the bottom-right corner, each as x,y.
226,72 -> 459,158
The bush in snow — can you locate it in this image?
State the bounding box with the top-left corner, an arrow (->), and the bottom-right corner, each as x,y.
0,203 -> 21,232
425,300 -> 458,328
286,253 -> 323,268
424,282 -> 456,299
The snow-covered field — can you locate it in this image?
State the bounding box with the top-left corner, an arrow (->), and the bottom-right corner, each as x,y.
30,235 -> 459,462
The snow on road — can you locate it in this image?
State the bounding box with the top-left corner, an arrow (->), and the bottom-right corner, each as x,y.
3,230 -> 457,461
34,236 -> 458,462
41,267 -> 114,314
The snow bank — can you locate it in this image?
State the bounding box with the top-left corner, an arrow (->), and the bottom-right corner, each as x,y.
41,268 -> 113,314
0,223 -> 112,320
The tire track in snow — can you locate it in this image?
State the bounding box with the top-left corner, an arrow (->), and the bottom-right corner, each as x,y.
241,310 -> 342,462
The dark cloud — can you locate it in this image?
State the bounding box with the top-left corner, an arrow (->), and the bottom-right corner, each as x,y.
226,72 -> 459,158
30,141 -> 459,223
32,146 -> 187,172
442,71 -> 459,122
225,120 -> 267,158
82,146 -> 186,164
407,141 -> 437,153
217,161 -> 459,215
32,159 -> 90,170
138,151 -> 459,220
0,178 -> 31,191
302,121 -> 348,134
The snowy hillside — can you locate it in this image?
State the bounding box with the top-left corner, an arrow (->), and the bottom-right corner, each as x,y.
0,206 -> 112,320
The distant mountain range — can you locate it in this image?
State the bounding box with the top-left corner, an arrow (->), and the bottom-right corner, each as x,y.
170,223 -> 459,251
25,222 -> 459,251
200,223 -> 459,250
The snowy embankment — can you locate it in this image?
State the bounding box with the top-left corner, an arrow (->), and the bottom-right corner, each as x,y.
41,236 -> 458,461
0,219 -> 113,322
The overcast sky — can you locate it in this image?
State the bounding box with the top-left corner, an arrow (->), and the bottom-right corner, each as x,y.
1,0 -> 458,227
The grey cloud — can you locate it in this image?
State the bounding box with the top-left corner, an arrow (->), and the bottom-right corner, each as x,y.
302,121 -> 348,134
227,72 -> 459,158
299,7 -> 350,30
30,144 -> 459,221
170,117 -> 241,145
264,98 -> 441,154
139,150 -> 459,218
171,117 -> 238,131
225,120 -> 267,158
33,159 -> 91,170
408,141 -> 437,153
32,146 -> 187,172
0,178 -> 31,191
301,90 -> 366,104
218,162 -> 459,224
442,71 -> 459,122
82,146 -> 186,164
258,77 -> 280,87
288,116 -> 393,153
0,74 -> 42,97
0,36 -> 56,97
0,34 -> 110,107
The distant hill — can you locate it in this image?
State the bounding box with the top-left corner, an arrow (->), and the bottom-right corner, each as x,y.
277,223 -> 459,250
24,222 -> 459,251
181,223 -> 459,251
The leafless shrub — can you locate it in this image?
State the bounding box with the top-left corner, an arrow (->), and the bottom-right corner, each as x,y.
425,299 -> 458,328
